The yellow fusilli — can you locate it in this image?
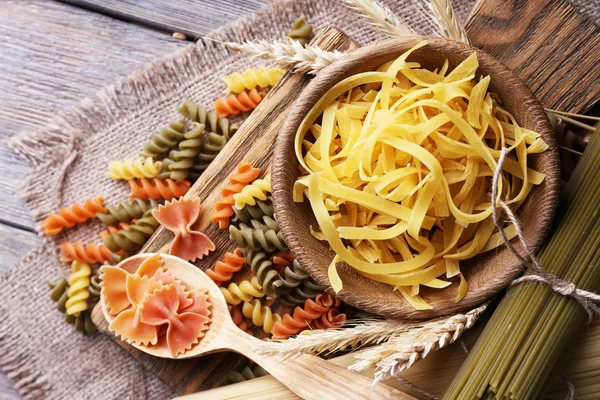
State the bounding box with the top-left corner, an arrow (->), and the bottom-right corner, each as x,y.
65,261 -> 92,316
220,277 -> 264,305
107,158 -> 162,180
233,173 -> 271,209
222,67 -> 286,93
242,299 -> 282,334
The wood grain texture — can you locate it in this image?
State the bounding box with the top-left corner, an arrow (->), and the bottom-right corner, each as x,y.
59,0 -> 266,39
91,27 -> 359,395
272,36 -> 560,320
0,224 -> 41,271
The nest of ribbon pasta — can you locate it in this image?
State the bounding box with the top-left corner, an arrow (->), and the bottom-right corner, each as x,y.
293,42 -> 548,310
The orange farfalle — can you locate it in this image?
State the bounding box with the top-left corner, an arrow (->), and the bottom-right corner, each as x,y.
135,254 -> 193,310
99,265 -> 130,315
152,198 -> 215,262
214,88 -> 266,118
108,274 -> 162,346
128,178 -> 190,200
40,196 -> 107,235
206,248 -> 246,286
271,293 -> 340,340
138,285 -> 211,357
211,164 -> 261,230
60,241 -> 117,264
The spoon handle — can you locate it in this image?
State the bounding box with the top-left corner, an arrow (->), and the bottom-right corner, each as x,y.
227,331 -> 414,400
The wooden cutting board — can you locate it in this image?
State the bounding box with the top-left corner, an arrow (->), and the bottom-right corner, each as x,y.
91,0 -> 600,396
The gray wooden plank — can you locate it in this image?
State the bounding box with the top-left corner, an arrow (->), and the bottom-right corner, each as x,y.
60,0 -> 267,39
0,224 -> 40,272
0,373 -> 20,400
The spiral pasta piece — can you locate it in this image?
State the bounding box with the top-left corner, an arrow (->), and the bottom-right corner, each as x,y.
40,196 -> 107,236
139,119 -> 186,159
228,304 -> 251,333
49,279 -> 96,335
212,163 -> 261,230
206,249 -> 246,286
167,122 -> 205,180
188,132 -> 228,181
271,293 -> 340,340
275,259 -> 324,306
128,178 -> 190,200
97,198 -> 160,226
288,16 -> 313,46
242,299 -> 282,334
99,221 -> 132,239
65,261 -> 91,316
107,158 -> 162,180
49,279 -> 69,313
243,248 -> 281,298
310,308 -> 347,330
233,174 -> 271,209
102,209 -> 159,252
88,271 -> 103,304
228,365 -> 269,383
229,222 -> 288,253
220,277 -> 264,305
60,242 -> 116,265
233,197 -> 274,224
178,98 -> 237,140
214,89 -> 265,118
222,67 -> 286,93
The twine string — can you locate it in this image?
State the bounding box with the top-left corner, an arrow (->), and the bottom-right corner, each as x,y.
492,148 -> 600,320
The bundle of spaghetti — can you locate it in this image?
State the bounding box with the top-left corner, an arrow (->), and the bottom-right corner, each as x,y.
206,248 -> 246,286
97,198 -> 160,226
222,67 -> 286,93
271,293 -> 340,340
233,173 -> 271,209
178,98 -> 237,140
99,221 -> 132,239
214,88 -> 265,118
128,178 -> 190,200
232,197 -> 274,224
139,119 -> 186,159
229,221 -> 288,253
228,304 -> 251,333
211,163 -> 261,230
310,308 -> 347,330
40,196 -> 107,235
102,209 -> 159,252
287,16 -> 313,46
65,261 -> 91,316
167,122 -> 205,180
106,158 -> 162,180
60,242 -> 117,265
220,277 -> 265,305
188,131 -> 228,181
228,364 -> 268,383
242,299 -> 282,334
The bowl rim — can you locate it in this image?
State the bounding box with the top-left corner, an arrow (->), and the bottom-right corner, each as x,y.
271,36 -> 560,319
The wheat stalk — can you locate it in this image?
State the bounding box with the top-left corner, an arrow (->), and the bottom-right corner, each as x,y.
224,38 -> 345,75
350,303 -> 487,385
414,0 -> 470,43
342,0 -> 416,37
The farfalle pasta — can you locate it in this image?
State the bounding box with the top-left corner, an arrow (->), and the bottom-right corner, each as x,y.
107,158 -> 162,180
152,198 -> 215,261
40,196 -> 107,235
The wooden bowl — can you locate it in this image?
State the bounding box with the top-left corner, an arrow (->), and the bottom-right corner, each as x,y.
271,37 -> 560,319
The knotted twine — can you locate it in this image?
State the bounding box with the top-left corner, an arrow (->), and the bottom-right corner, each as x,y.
491,148 -> 600,320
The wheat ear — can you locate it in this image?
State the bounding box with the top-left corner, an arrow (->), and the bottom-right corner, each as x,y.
341,0 -> 417,37
224,38 -> 345,75
350,303 -> 487,385
414,0 -> 469,43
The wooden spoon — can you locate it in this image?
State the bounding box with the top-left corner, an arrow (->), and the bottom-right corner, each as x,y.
100,253 -> 413,400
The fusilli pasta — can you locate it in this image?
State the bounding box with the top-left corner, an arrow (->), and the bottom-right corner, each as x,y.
168,122 -> 205,180
178,98 -> 237,140
40,196 -> 107,235
228,304 -> 251,333
212,163 -> 261,229
128,178 -> 190,200
233,174 -> 271,209
99,221 -> 133,239
220,277 -> 264,305
188,132 -> 227,181
271,293 -> 341,339
242,299 -> 282,334
233,197 -> 274,224
49,279 -> 69,313
287,16 -> 313,46
310,308 -> 347,330
139,119 -> 186,159
206,248 -> 246,286
228,364 -> 268,383
60,242 -> 116,265
222,67 -> 286,93
214,89 -> 265,118
102,209 -> 159,252
65,261 -> 91,316
97,198 -> 160,226
229,222 -> 287,253
89,271 -> 103,304
49,279 -> 96,335
107,158 -> 162,180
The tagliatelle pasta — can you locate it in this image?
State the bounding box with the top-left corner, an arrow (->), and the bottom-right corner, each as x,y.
294,41 -> 547,309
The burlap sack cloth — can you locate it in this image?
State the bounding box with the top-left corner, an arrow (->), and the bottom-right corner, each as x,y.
2,0 -> 597,398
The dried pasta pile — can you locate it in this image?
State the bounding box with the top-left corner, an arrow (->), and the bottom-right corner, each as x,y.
294,42 -> 548,309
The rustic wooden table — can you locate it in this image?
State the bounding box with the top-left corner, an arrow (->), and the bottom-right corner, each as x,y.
1,1 -> 598,399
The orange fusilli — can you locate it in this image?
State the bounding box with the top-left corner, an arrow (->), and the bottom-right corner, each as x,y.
128,178 -> 190,200
60,242 -> 118,265
271,293 -> 340,340
211,164 -> 260,230
206,248 -> 246,286
214,89 -> 265,118
40,196 -> 106,236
